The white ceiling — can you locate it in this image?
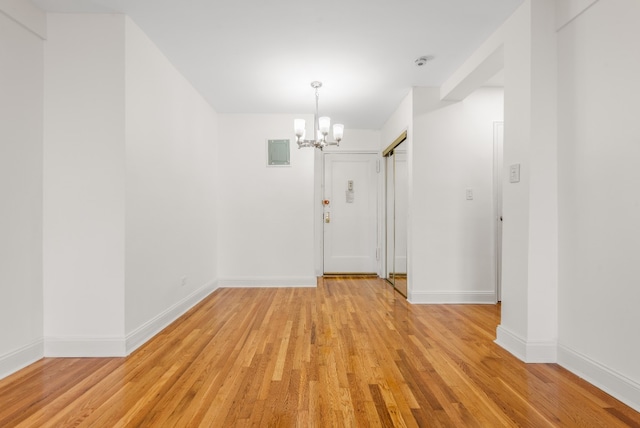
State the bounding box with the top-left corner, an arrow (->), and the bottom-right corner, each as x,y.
32,0 -> 520,129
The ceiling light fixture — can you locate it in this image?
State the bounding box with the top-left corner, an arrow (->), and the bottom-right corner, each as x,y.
294,81 -> 344,150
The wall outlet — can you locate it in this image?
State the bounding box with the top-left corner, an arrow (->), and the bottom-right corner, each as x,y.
180,276 -> 187,287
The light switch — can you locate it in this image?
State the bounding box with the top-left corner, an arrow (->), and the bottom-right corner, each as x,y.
509,164 -> 521,183
466,188 -> 474,200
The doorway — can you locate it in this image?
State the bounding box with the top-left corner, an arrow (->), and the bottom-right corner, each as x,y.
322,153 -> 378,274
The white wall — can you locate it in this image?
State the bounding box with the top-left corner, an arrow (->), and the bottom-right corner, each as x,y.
526,0 -> 558,349
124,18 -> 219,343
380,87 -> 502,302
557,0 -> 640,410
381,91 -> 413,153
0,7 -> 45,378
0,0 -> 46,38
217,114 -> 316,286
43,14 -> 127,356
497,1 -> 532,352
448,0 -> 559,362
42,14 -> 219,357
556,0 -> 599,29
323,129 -> 380,153
411,87 -> 503,303
444,0 -> 640,411
499,0 -> 559,361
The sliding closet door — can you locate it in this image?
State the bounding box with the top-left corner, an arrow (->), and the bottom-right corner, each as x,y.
384,132 -> 408,297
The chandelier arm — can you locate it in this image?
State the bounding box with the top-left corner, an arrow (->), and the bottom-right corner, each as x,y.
297,139 -> 326,149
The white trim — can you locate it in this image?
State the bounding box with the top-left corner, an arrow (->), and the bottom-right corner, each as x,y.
558,344 -> 640,412
314,148 -> 324,277
321,149 -> 380,154
495,325 -> 557,363
0,339 -> 44,380
218,277 -> 317,288
525,341 -> 558,363
44,337 -> 127,357
44,280 -> 219,357
125,280 -> 220,354
493,121 -> 504,302
408,291 -> 496,304
495,325 -> 526,360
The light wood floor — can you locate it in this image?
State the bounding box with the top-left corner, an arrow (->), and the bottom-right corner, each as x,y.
1,277 -> 639,427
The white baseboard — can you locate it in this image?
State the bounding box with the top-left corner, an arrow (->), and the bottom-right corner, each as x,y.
44,336 -> 127,357
495,325 -> 526,360
125,279 -> 219,354
558,344 -> 640,412
0,339 -> 44,380
495,325 -> 557,363
408,291 -> 496,304
218,276 -> 317,288
43,280 -> 219,358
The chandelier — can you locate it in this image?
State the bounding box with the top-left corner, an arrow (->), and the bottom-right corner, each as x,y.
294,81 -> 344,149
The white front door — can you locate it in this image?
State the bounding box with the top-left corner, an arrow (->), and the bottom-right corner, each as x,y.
323,153 -> 378,273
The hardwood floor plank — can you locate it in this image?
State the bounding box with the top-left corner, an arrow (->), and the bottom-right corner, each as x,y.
1,277 -> 639,426
369,383 -> 396,427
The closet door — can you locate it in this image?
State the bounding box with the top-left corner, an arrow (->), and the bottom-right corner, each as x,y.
384,132 -> 408,297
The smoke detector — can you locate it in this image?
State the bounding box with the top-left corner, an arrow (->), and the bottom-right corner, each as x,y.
414,55 -> 434,66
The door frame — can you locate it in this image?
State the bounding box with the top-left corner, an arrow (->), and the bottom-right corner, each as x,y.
315,150 -> 381,276
493,121 -> 504,302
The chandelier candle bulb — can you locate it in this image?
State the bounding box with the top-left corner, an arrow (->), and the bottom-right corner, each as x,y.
319,117 -> 331,135
333,124 -> 344,142
294,119 -> 306,138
